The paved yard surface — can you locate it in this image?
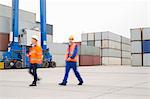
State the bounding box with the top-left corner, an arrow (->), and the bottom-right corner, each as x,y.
0,66 -> 150,99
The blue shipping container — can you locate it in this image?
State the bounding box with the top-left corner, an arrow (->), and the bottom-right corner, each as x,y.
143,40 -> 150,53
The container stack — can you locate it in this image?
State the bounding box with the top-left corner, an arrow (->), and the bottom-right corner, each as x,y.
47,43 -> 68,67
81,31 -> 131,66
121,36 -> 131,65
101,32 -> 122,65
131,28 -> 150,67
78,45 -> 101,66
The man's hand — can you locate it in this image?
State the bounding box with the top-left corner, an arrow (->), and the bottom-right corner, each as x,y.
67,58 -> 71,61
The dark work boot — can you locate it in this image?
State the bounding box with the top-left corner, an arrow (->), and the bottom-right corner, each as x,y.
29,82 -> 36,87
59,82 -> 67,86
78,81 -> 83,85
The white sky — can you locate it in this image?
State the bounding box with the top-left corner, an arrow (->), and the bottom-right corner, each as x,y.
0,0 -> 149,43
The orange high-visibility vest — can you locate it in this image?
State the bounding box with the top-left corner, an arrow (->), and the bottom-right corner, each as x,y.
29,45 -> 43,64
65,43 -> 78,62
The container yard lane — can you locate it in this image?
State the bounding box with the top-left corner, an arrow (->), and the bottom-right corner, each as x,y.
0,66 -> 150,99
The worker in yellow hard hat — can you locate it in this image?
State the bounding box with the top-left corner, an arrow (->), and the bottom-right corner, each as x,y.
59,35 -> 84,86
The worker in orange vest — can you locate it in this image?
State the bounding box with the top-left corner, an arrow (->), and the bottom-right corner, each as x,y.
28,35 -> 43,86
59,35 -> 83,86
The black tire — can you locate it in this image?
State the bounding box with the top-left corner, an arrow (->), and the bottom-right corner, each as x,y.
15,61 -> 22,69
50,61 -> 56,68
4,61 -> 12,69
43,61 -> 49,68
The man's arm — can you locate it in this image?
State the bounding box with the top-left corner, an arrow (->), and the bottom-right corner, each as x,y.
70,45 -> 78,59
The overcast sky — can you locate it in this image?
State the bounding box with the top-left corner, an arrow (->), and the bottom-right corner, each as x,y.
0,0 -> 149,42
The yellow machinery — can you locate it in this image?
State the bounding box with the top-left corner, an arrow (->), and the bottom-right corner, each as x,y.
0,62 -> 4,69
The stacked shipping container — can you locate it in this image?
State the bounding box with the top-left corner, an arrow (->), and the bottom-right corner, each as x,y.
81,31 -> 131,66
47,43 -> 68,67
131,28 -> 150,67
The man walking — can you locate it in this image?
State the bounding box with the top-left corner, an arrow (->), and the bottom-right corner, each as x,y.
28,35 -> 43,86
59,35 -> 83,86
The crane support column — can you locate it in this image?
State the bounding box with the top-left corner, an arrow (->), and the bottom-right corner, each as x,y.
40,0 -> 47,50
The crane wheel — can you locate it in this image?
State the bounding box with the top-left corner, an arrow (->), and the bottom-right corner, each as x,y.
15,61 -> 22,69
43,61 -> 49,68
4,61 -> 12,69
50,61 -> 56,68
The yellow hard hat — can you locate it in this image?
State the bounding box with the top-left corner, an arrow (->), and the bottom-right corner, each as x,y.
69,35 -> 74,40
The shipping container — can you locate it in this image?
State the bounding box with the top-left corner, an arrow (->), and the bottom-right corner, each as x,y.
79,45 -> 100,56
102,57 -> 121,65
81,33 -> 88,41
121,36 -> 130,45
102,49 -> 121,57
130,28 -> 142,41
0,16 -> 11,33
131,41 -> 142,53
102,40 -> 121,50
102,31 -> 121,42
143,53 -> 150,66
95,41 -> 101,48
122,43 -> 131,52
47,43 -> 68,55
142,28 -> 150,40
131,54 -> 142,66
121,58 -> 131,65
0,4 -> 36,22
122,51 -> 131,58
79,55 -> 101,66
87,40 -> 95,46
95,32 -> 102,41
143,40 -> 150,53
0,33 -> 9,51
88,33 -> 95,41
81,41 -> 87,45
47,34 -> 53,44
52,55 -> 65,67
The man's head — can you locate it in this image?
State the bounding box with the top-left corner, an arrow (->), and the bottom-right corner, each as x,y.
31,35 -> 38,45
69,35 -> 74,44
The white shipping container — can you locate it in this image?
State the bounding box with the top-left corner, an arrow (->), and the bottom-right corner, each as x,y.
88,33 -> 95,41
122,43 -> 131,52
81,33 -> 88,41
102,40 -> 121,50
0,5 -> 36,23
102,31 -> 121,42
87,40 -> 95,46
122,51 -> 131,58
122,58 -> 131,65
47,35 -> 53,44
20,29 -> 41,46
53,55 -> 65,67
102,49 -> 121,57
143,53 -> 150,66
131,41 -> 142,53
142,28 -> 150,40
95,32 -> 102,41
130,28 -> 142,41
81,41 -> 87,45
0,16 -> 11,33
47,43 -> 68,55
95,41 -> 101,48
102,57 -> 121,65
131,54 -> 142,66
0,5 -> 11,18
121,36 -> 130,45
80,46 -> 100,56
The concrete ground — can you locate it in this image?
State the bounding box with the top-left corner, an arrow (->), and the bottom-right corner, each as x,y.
0,66 -> 150,99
